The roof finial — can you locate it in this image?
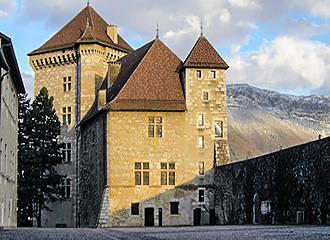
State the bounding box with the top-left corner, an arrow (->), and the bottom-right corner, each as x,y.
200,18 -> 204,37
87,0 -> 90,6
156,24 -> 159,39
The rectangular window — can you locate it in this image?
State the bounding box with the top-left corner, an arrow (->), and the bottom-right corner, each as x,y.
198,136 -> 204,149
199,162 -> 204,175
196,70 -> 202,79
160,163 -> 175,186
148,116 -> 163,138
170,202 -> 179,215
143,172 -> 149,185
211,70 -> 216,79
59,178 -> 71,199
198,114 -> 204,127
135,172 -> 141,185
202,91 -> 209,102
63,77 -> 67,92
161,171 -> 167,185
62,107 -> 72,126
68,76 -> 72,91
169,172 -> 175,185
62,143 -> 72,162
199,189 -> 205,203
131,203 -> 139,215
135,162 -> 142,185
64,76 -> 72,92
215,121 -> 224,138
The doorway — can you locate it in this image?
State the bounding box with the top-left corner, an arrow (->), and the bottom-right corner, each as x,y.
158,208 -> 162,226
193,208 -> 201,225
145,208 -> 154,226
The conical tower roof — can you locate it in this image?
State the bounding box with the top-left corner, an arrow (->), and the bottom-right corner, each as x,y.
183,36 -> 229,69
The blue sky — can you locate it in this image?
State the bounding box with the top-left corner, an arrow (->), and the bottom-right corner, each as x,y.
1,0 -> 330,97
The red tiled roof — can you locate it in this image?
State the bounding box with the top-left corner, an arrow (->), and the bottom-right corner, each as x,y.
28,5 -> 133,55
108,39 -> 185,111
183,36 -> 229,69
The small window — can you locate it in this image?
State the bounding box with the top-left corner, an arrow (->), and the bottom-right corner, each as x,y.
161,171 -> 167,185
215,121 -> 224,138
161,162 -> 167,169
199,189 -> 205,203
169,163 -> 175,170
170,202 -> 179,215
211,70 -> 216,79
148,116 -> 163,138
196,70 -> 202,79
199,162 -> 204,175
135,162 -> 141,170
198,114 -> 204,127
202,91 -> 209,102
135,172 -> 141,185
169,172 -> 175,185
143,171 -> 149,185
198,136 -> 204,149
143,162 -> 149,170
131,203 -> 139,215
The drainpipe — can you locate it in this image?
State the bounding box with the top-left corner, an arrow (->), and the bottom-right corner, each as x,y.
74,46 -> 81,228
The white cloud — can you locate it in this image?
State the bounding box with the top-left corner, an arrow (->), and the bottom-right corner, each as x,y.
228,36 -> 330,94
292,0 -> 330,18
0,0 -> 16,18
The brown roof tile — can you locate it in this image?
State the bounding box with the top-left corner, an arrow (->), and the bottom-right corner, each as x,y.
28,5 -> 133,55
108,39 -> 185,111
183,36 -> 229,69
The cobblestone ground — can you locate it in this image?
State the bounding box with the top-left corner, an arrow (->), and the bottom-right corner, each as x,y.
0,226 -> 329,240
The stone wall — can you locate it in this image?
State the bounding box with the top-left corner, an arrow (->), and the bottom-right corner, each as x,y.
100,67 -> 230,227
79,111 -> 107,228
0,65 -> 19,227
215,137 -> 330,225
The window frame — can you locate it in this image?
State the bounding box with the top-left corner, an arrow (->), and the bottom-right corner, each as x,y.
170,202 -> 179,215
196,70 -> 202,79
131,203 -> 140,215
214,120 -> 224,138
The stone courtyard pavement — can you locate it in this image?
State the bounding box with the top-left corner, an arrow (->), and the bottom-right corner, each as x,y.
0,225 -> 329,240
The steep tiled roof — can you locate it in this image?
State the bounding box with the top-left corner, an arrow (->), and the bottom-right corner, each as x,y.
107,39 -> 185,111
28,5 -> 133,55
183,36 -> 229,69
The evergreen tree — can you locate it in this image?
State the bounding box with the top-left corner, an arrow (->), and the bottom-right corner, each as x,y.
17,93 -> 33,226
18,87 -> 64,227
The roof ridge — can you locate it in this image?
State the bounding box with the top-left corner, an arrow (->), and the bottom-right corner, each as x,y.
183,36 -> 202,66
37,6 -> 90,51
110,39 -> 157,104
87,5 -> 94,28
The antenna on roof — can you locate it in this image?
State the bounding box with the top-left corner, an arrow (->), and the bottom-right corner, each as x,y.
156,24 -> 159,39
200,18 -> 204,37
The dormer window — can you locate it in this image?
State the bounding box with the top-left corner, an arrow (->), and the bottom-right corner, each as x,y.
196,70 -> 202,79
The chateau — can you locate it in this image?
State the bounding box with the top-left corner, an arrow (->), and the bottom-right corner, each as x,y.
29,4 -> 230,227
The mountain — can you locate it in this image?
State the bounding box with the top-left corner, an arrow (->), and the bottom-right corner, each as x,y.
227,84 -> 330,161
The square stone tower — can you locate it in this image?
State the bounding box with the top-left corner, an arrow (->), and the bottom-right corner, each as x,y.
28,4 -> 132,227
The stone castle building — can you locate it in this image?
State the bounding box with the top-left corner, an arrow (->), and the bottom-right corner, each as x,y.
29,3 -> 230,227
0,32 -> 25,227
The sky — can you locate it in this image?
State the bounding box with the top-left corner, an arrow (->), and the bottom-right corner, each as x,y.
1,0 -> 330,97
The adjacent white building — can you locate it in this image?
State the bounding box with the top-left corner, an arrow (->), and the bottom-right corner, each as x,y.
0,32 -> 25,227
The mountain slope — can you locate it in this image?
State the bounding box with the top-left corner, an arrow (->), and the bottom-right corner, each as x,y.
227,84 -> 330,161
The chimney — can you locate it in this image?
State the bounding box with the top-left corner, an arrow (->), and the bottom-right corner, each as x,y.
107,25 -> 118,44
107,62 -> 121,88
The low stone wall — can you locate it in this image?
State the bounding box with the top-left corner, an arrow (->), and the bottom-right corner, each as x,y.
215,137 -> 330,225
